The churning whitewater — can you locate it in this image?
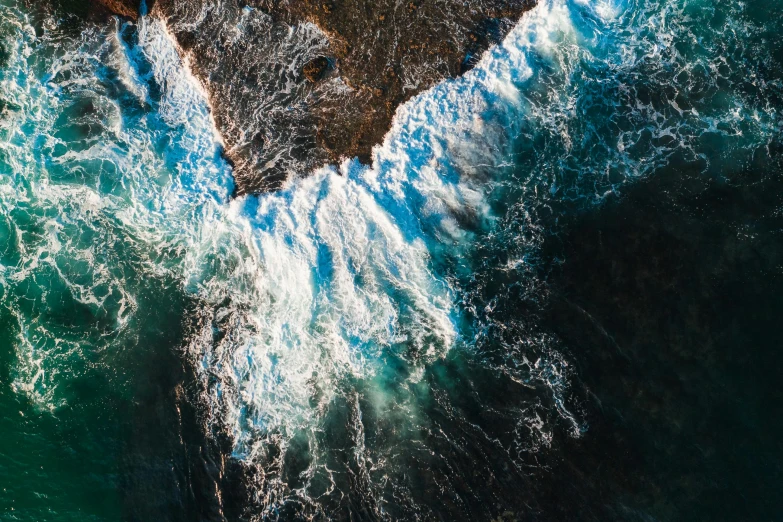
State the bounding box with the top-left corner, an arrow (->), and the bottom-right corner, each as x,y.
1,0 -> 780,517
2,0 -> 584,513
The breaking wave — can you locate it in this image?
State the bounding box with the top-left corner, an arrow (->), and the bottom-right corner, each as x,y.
0,0 -> 778,517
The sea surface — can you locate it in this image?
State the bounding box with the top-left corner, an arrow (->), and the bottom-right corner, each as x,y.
0,0 -> 781,520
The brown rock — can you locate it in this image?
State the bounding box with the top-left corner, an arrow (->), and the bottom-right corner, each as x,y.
31,0 -> 139,21
242,0 -> 535,193
50,0 -> 536,194
96,0 -> 139,19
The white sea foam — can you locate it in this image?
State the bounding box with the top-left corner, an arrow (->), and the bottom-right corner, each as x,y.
170,0 -> 604,507
4,0 -> 776,514
0,0 -> 594,495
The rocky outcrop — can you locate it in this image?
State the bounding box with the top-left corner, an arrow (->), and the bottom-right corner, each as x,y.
47,0 -> 534,194
251,0 -> 532,166
33,0 -> 139,21
96,0 -> 138,19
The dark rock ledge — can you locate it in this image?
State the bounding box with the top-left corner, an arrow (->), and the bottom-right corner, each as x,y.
62,0 -> 535,194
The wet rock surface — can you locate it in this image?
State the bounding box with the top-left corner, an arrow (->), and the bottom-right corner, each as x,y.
96,0 -> 138,19
148,0 -> 334,193
244,0 -> 534,191
32,0 -> 138,21
50,0 -> 533,194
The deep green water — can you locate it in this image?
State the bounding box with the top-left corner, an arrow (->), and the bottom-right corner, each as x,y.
0,0 -> 781,520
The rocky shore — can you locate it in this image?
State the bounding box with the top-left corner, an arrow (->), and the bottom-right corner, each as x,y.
45,0 -> 533,194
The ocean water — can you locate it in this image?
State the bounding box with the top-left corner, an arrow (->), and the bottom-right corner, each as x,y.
0,0 -> 781,520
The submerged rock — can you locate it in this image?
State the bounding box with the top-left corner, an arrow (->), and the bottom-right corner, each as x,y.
48,0 -> 534,193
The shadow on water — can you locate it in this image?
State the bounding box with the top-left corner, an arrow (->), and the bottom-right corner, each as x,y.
0,272 -> 250,520
116,284 -> 252,522
533,143 -> 783,520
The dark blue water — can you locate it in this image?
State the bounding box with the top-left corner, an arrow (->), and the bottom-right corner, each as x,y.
0,0 -> 781,519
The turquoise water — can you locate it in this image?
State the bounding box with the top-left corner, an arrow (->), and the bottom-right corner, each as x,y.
0,0 -> 781,519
